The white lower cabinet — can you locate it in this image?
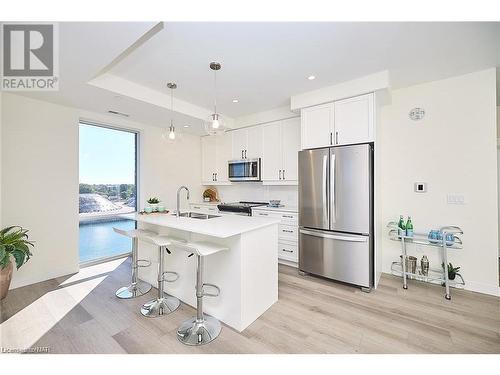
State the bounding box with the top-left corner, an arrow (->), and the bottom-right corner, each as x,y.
252,208 -> 299,265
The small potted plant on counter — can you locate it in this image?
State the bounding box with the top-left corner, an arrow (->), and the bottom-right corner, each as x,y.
146,197 -> 160,212
0,226 -> 35,300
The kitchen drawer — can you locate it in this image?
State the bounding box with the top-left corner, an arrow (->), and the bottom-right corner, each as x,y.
279,212 -> 298,225
253,210 -> 298,225
278,241 -> 298,262
279,224 -> 298,241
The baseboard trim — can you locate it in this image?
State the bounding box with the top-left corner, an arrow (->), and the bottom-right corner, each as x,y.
278,259 -> 298,268
464,281 -> 500,297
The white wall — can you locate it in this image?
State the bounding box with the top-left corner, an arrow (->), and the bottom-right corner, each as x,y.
2,93 -> 202,289
2,93 -> 80,288
378,68 -> 499,296
0,91 -> 3,229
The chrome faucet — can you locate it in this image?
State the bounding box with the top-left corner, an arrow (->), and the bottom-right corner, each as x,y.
176,186 -> 190,217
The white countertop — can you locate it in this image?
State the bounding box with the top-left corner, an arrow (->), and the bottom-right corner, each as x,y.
251,205 -> 298,213
133,211 -> 280,238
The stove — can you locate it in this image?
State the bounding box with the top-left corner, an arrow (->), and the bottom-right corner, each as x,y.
217,201 -> 268,216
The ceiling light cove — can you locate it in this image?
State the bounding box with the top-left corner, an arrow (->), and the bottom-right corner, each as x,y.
232,99 -> 239,103
183,125 -> 190,128
307,75 -> 316,80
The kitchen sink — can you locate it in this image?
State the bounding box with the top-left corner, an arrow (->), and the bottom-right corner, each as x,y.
178,212 -> 220,220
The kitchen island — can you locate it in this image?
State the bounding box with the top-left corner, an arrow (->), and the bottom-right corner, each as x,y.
132,212 -> 280,332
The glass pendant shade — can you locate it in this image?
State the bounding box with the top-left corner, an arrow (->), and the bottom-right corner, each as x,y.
168,124 -> 175,140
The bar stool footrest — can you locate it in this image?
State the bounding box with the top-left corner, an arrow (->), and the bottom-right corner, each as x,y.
161,271 -> 179,283
136,259 -> 152,268
202,283 -> 220,297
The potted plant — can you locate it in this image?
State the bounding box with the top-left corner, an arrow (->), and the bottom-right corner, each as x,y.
442,262 -> 461,280
0,226 -> 34,300
147,197 -> 160,212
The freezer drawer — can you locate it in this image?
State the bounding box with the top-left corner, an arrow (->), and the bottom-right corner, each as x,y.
299,228 -> 372,288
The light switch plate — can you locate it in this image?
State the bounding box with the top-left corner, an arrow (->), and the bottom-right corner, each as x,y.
447,194 -> 465,205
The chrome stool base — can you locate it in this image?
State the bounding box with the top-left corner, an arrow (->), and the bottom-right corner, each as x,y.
177,315 -> 221,346
115,280 -> 152,299
140,295 -> 180,318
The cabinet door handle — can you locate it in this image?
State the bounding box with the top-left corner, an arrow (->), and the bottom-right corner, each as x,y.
335,131 -> 339,144
258,212 -> 269,216
283,169 -> 285,180
215,172 -> 217,181
330,132 -> 333,145
279,170 -> 282,180
283,215 -> 294,218
212,173 -> 214,181
241,150 -> 244,159
282,229 -> 294,233
282,249 -> 293,253
244,150 -> 247,158
193,206 -> 201,209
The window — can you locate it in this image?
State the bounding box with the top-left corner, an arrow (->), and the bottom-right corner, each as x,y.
78,122 -> 138,263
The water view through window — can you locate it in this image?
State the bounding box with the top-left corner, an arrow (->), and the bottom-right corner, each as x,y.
79,122 -> 137,263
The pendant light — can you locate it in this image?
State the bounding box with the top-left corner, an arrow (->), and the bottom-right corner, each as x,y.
205,62 -> 226,135
167,82 -> 177,140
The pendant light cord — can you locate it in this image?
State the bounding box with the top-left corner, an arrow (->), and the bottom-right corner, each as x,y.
213,69 -> 217,114
170,86 -> 174,127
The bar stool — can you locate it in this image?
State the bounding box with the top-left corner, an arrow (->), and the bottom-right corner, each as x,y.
112,228 -> 155,299
176,241 -> 228,346
140,234 -> 186,318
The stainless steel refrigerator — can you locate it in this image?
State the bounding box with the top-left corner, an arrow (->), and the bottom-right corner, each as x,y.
298,143 -> 373,289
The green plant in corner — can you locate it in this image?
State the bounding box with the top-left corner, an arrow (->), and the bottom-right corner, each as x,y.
0,226 -> 35,300
442,262 -> 461,280
147,197 -> 160,204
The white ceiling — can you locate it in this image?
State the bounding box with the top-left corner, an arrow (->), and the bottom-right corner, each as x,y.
12,22 -> 500,134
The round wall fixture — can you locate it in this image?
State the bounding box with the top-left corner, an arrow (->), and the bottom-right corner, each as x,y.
409,107 -> 425,121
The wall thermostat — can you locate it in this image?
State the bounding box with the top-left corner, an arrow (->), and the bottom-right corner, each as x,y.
414,182 -> 427,193
409,107 -> 425,121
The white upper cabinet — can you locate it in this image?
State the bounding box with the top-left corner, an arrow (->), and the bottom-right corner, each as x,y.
231,128 -> 247,159
215,132 -> 231,183
202,133 -> 232,185
262,117 -> 300,185
246,126 -> 263,159
201,135 -> 216,184
300,93 -> 374,150
333,93 -> 374,146
262,121 -> 282,182
301,103 -> 333,150
281,117 -> 300,182
231,126 -> 263,160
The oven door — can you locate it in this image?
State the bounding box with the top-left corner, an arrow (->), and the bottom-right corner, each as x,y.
228,159 -> 260,181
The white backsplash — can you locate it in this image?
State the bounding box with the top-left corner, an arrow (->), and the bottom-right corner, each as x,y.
215,184 -> 298,207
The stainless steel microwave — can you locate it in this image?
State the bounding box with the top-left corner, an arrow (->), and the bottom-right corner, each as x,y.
228,158 -> 261,181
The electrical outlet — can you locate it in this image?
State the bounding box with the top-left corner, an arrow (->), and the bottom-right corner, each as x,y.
447,194 -> 465,205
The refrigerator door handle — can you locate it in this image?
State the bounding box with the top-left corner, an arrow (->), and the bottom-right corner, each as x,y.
300,229 -> 368,242
322,154 -> 329,227
330,152 -> 336,224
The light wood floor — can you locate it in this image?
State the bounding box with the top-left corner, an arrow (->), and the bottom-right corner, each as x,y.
1,257 -> 499,354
